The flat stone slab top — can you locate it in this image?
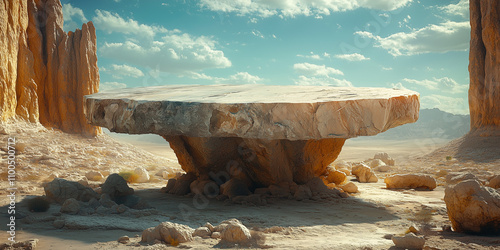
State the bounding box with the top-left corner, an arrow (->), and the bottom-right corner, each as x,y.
84,84 -> 419,140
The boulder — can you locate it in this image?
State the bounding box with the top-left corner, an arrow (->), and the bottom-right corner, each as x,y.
340,182 -> 358,193
294,185 -> 313,201
193,227 -> 212,238
101,174 -> 134,198
325,168 -> 347,185
446,172 -> 477,185
444,179 -> 500,234
352,163 -> 378,183
218,219 -> 252,244
85,171 -> 104,181
366,159 -> 386,169
220,179 -> 251,198
392,233 -> 425,249
384,174 -> 437,190
44,178 -> 98,203
374,152 -> 395,166
60,198 -> 80,214
141,222 -> 194,244
167,173 -> 196,195
133,167 -> 150,183
117,236 -> 130,244
487,175 -> 500,189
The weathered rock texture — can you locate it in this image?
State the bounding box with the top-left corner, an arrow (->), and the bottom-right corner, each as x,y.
0,0 -> 100,136
469,0 -> 500,134
444,179 -> 500,235
85,85 -> 419,186
385,174 -> 437,190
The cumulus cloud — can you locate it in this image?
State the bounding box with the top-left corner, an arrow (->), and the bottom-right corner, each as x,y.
100,81 -> 128,91
96,11 -> 231,74
297,52 -> 330,60
62,3 -> 87,31
356,21 -> 470,56
421,94 -> 469,114
198,0 -> 412,18
293,63 -> 351,87
334,53 -> 370,61
293,63 -> 343,76
401,77 -> 468,94
439,0 -> 469,19
101,64 -> 144,79
189,72 -> 263,84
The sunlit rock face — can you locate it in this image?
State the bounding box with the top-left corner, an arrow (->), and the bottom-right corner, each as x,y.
0,0 -> 100,136
469,0 -> 500,135
85,85 -> 419,185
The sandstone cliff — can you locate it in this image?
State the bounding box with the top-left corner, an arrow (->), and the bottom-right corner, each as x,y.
469,0 -> 500,134
0,0 -> 100,136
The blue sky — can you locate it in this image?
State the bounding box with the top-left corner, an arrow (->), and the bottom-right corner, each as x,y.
61,0 -> 470,114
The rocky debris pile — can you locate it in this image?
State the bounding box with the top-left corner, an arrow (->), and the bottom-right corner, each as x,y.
0,239 -> 39,250
384,174 -> 437,190
444,179 -> 500,235
142,218 -> 262,247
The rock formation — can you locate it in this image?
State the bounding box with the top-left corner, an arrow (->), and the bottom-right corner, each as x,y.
0,0 -> 100,136
469,0 -> 500,134
85,85 -> 419,187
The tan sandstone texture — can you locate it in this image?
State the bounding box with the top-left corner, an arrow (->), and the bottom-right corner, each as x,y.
0,0 -> 100,136
384,174 -> 437,190
444,179 -> 500,235
85,85 -> 419,186
469,0 -> 500,134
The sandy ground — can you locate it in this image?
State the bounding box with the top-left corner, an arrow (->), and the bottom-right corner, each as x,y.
1,121 -> 499,249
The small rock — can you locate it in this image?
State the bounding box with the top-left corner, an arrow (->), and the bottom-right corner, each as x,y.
193,226 -> 212,238
101,174 -> 134,198
445,172 -> 477,185
487,175 -> 500,189
134,167 -> 150,183
340,182 -> 358,193
385,174 -> 437,190
366,159 -> 387,169
53,219 -> 65,229
118,236 -> 130,244
85,171 -> 104,181
141,222 -> 194,244
219,219 -> 252,244
269,184 -> 290,198
167,173 -> 196,195
352,163 -> 378,183
211,232 -> 221,239
374,152 -> 395,166
99,194 -> 117,208
408,225 -> 420,234
294,185 -> 312,201
375,165 -> 391,172
220,179 -> 251,198
190,179 -> 219,197
44,178 -> 98,203
326,168 -> 347,185
78,177 -> 89,187
392,233 -> 425,249
60,198 -> 80,214
306,177 -> 329,194
204,222 -> 215,232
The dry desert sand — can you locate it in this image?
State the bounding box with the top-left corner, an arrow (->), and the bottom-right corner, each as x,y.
1,121 -> 499,250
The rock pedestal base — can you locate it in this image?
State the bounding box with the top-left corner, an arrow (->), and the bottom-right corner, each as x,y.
164,136 -> 346,187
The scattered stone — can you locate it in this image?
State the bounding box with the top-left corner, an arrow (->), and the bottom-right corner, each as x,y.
2,239 -> 39,250
325,168 -> 347,185
444,179 -> 500,234
220,179 -> 251,198
53,219 -> 65,229
340,182 -> 358,193
488,175 -> 500,189
193,227 -> 212,238
374,152 -> 395,166
366,159 -> 386,169
446,172 -> 477,185
385,174 -> 437,190
134,167 -> 150,183
219,219 -> 252,244
352,163 -> 378,183
60,198 -> 81,214
141,222 -> 194,244
392,233 -> 425,249
118,236 -> 130,244
85,171 -> 104,181
44,178 -> 99,203
102,174 -> 134,198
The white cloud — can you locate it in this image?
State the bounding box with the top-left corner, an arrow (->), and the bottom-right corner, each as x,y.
356,21 -> 470,56
93,10 -> 168,40
401,77 -> 468,94
334,53 -> 370,61
439,0 -> 469,19
382,67 -> 393,71
101,64 -> 144,79
62,3 -> 87,31
189,72 -> 263,84
297,52 -> 329,60
293,63 -> 351,87
97,12 -> 231,74
100,81 -> 128,91
421,94 -> 469,114
199,0 -> 412,18
252,29 -> 265,39
293,63 -> 343,76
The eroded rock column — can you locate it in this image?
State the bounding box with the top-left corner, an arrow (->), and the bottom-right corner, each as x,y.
165,136 -> 346,186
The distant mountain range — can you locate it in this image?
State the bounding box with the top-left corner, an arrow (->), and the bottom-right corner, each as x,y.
373,108 -> 470,140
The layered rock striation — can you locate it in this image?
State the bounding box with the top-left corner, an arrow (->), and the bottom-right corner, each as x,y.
0,0 -> 100,136
85,84 -> 419,186
469,0 -> 500,134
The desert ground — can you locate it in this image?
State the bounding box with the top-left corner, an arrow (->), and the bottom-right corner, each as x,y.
1,121 -> 499,249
